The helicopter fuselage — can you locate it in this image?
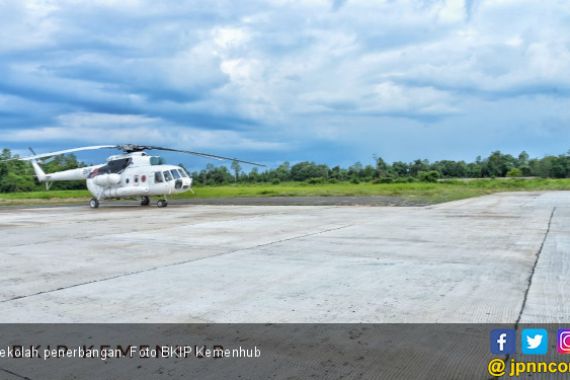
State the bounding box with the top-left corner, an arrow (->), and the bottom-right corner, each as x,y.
86,152 -> 192,200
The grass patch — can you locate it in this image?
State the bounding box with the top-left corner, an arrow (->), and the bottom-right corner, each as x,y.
0,190 -> 91,205
184,178 -> 570,203
1,178 -> 570,206
0,190 -> 90,200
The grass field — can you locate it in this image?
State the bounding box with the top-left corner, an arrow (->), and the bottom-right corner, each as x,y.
1,178 -> 570,206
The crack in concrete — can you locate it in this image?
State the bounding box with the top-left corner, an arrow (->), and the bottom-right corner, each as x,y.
491,207 -> 556,380
515,207 -> 556,326
0,224 -> 352,305
0,368 -> 33,380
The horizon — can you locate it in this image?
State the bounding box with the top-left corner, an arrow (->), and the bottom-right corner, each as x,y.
3,145 -> 568,174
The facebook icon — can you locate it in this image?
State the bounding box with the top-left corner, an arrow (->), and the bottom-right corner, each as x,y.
490,329 -> 516,354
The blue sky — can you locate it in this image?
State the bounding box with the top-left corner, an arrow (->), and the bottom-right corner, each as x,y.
0,0 -> 569,170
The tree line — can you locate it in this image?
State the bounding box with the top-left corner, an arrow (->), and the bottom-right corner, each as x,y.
192,150 -> 570,185
1,148 -> 569,192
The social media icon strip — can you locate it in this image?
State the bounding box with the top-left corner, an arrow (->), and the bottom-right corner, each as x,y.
521,329 -> 548,355
558,329 -> 570,354
491,329 -> 516,355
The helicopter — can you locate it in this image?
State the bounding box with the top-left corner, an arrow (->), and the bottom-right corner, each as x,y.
4,144 -> 265,208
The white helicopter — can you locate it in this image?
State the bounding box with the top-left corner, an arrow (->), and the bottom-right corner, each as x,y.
6,144 -> 265,208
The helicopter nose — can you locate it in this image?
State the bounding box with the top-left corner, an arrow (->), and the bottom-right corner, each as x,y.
173,177 -> 192,191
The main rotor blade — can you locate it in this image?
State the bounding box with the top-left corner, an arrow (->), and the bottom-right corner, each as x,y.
147,146 -> 266,167
2,145 -> 118,162
1,143 -> 267,167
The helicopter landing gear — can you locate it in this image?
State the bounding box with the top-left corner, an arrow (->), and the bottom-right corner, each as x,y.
89,198 -> 100,209
157,199 -> 168,208
141,196 -> 150,206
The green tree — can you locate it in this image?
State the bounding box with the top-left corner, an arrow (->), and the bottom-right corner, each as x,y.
374,156 -> 389,178
392,161 -> 409,177
483,151 -> 516,177
410,159 -> 430,177
290,162 -> 328,181
231,160 -> 241,182
517,151 -> 531,176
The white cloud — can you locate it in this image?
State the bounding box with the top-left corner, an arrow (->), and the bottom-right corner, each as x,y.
0,112 -> 287,152
213,27 -> 251,50
0,0 -> 59,52
438,0 -> 466,23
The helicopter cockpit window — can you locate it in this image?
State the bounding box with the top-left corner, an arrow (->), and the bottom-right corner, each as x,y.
163,170 -> 173,182
178,169 -> 188,178
171,169 -> 181,179
154,172 -> 164,183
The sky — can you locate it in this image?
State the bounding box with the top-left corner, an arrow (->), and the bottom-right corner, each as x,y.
0,0 -> 569,170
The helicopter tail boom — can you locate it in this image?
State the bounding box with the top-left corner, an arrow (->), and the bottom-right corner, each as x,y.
30,159 -> 47,182
30,160 -> 98,184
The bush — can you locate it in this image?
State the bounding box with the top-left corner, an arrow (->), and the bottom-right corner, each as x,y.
306,177 -> 326,185
350,178 -> 360,184
418,170 -> 440,183
506,168 -> 523,177
271,179 -> 281,185
393,177 -> 416,183
372,177 -> 394,184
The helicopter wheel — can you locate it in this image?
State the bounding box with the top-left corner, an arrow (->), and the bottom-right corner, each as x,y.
141,196 -> 150,206
157,199 -> 168,208
89,198 -> 100,209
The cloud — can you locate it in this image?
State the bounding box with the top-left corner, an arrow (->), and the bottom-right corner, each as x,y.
0,0 -> 569,165
438,0 -> 466,23
0,112 -> 287,152
331,0 -> 348,11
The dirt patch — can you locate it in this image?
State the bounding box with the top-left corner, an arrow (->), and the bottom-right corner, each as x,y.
0,196 -> 427,209
178,196 -> 427,207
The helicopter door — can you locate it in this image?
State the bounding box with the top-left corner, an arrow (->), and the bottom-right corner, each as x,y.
153,171 -> 169,194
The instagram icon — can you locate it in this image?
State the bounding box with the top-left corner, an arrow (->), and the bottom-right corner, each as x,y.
558,329 -> 570,354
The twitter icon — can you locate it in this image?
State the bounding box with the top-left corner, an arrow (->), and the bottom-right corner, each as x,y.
522,329 -> 548,354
